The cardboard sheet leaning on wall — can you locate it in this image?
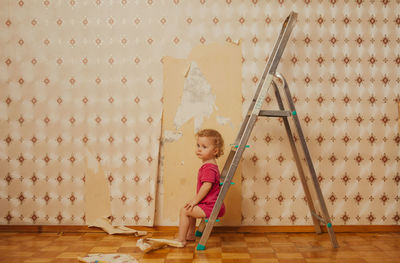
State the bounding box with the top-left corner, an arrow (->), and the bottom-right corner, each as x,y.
84,149 -> 146,236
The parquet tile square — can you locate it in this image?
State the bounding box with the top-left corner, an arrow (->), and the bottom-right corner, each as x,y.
276,252 -> 305,259
276,260 -> 306,263
165,259 -> 193,263
55,251 -> 87,259
271,244 -> 299,253
140,259 -> 165,263
221,252 -> 251,259
39,245 -> 68,252
251,259 -> 279,263
221,247 -> 248,253
221,259 -> 251,263
304,259 -> 336,263
193,259 -> 222,263
20,259 -> 53,263
248,252 -> 276,259
32,251 -> 61,259
248,246 -> 274,253
194,254 -> 221,261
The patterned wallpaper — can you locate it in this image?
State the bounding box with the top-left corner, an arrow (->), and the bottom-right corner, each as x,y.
0,0 -> 399,226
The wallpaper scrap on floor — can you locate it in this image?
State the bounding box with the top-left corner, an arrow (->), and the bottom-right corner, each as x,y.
0,0 -> 399,225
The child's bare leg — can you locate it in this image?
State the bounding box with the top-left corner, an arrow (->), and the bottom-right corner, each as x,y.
177,208 -> 190,244
186,216 -> 196,241
177,206 -> 206,246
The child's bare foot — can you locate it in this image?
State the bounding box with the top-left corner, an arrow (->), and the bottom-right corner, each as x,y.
174,238 -> 187,247
186,234 -> 196,241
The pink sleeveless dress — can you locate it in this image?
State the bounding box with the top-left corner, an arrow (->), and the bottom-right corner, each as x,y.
196,163 -> 225,218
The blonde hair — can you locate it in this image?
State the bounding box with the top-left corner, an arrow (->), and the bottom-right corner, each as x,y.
196,129 -> 224,158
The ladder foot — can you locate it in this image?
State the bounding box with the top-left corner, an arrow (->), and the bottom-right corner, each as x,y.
196,244 -> 206,250
195,230 -> 203,237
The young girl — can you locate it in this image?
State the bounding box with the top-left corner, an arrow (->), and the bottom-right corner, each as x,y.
176,129 -> 226,246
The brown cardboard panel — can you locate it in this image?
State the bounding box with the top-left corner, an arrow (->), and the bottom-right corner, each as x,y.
84,150 -> 112,226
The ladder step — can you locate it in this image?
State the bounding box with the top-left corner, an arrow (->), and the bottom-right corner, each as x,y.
220,182 -> 235,186
311,211 -> 326,224
195,230 -> 202,237
258,110 -> 292,117
233,145 -> 250,148
311,212 -> 333,229
205,218 -> 220,223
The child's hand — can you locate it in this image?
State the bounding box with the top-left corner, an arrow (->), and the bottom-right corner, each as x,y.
184,200 -> 197,211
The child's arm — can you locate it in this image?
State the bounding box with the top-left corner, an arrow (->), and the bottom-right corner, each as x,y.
185,182 -> 212,211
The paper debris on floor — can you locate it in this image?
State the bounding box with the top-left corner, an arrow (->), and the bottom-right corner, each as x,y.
78,253 -> 138,263
89,216 -> 147,236
136,238 -> 184,253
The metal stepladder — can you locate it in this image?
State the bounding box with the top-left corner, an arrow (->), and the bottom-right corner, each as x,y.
195,11 -> 339,250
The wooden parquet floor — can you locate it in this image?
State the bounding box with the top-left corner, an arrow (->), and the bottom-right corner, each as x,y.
0,231 -> 399,263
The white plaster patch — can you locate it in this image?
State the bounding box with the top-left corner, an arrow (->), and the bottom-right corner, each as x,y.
163,130 -> 183,143
216,115 -> 234,128
173,62 -> 216,132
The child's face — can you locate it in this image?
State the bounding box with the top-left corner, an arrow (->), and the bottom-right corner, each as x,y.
196,136 -> 218,162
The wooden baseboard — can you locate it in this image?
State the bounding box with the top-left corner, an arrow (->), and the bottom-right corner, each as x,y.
217,225 -> 400,233
0,225 -> 399,233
